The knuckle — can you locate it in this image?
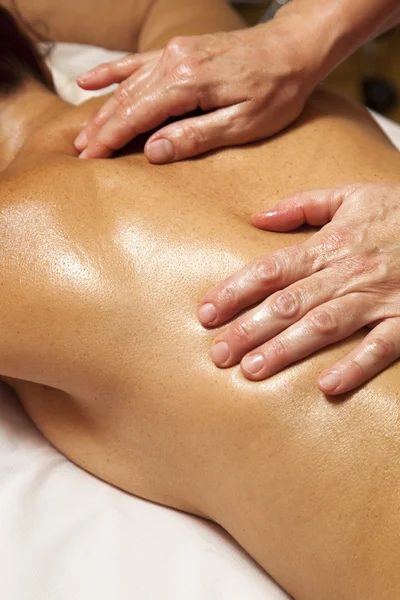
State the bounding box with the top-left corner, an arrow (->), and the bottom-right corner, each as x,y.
272,290 -> 301,319
347,357 -> 365,380
270,337 -> 289,360
171,57 -> 199,83
116,102 -> 134,124
179,122 -> 205,153
218,282 -> 237,310
165,36 -> 190,57
114,81 -> 130,105
230,321 -> 253,345
308,307 -> 339,335
253,257 -> 281,287
368,337 -> 393,361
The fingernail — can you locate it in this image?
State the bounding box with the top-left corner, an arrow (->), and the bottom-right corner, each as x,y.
198,303 -> 217,325
77,72 -> 92,83
79,149 -> 88,159
242,354 -> 265,375
211,341 -> 230,365
74,130 -> 88,150
254,211 -> 277,218
147,139 -> 175,163
319,372 -> 341,393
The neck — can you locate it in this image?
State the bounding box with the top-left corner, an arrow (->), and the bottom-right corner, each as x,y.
0,80 -> 67,171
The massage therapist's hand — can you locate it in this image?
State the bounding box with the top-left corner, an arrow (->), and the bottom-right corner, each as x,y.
74,20 -> 315,162
74,0 -> 399,162
198,183 -> 400,395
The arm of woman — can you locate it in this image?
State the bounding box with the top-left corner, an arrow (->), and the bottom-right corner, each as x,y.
0,0 -> 155,50
137,0 -> 244,52
0,0 -> 244,52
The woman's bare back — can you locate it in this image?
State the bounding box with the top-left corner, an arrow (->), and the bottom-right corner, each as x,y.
2,88 -> 400,599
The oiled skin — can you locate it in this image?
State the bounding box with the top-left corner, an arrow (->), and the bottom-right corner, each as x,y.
1,1 -> 400,597
1,89 -> 399,600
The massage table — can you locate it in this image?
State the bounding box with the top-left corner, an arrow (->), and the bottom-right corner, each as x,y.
1,43 -> 399,600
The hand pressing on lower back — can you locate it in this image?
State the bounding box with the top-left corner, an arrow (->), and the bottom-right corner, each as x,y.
197,182 -> 400,395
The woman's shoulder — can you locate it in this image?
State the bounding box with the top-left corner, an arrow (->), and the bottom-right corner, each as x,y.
0,153 -> 90,215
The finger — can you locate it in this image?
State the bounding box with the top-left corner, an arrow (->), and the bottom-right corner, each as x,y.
75,60 -> 158,153
239,294 -> 370,381
145,102 -> 259,164
251,184 -> 360,232
210,266 -> 342,368
77,51 -> 160,90
81,79 -> 201,159
198,241 -> 316,328
318,318 -> 400,395
74,95 -> 118,152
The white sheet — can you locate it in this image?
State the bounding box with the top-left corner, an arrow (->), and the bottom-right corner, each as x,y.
1,43 -> 399,600
0,385 -> 289,600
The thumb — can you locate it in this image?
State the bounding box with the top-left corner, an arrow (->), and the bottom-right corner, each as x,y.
251,185 -> 355,231
145,104 -> 254,164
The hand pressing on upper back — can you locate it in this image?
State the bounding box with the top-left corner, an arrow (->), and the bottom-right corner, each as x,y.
73,0 -> 400,164
73,18 -> 316,163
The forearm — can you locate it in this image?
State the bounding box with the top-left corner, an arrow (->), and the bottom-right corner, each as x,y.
275,0 -> 400,86
138,0 -> 246,52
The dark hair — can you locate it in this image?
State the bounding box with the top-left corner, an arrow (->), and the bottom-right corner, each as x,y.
0,5 -> 54,95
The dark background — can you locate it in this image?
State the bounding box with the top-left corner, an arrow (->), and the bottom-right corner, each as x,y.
234,1 -> 400,123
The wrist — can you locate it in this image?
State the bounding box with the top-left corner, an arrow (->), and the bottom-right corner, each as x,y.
268,2 -> 345,92
274,0 -> 399,87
